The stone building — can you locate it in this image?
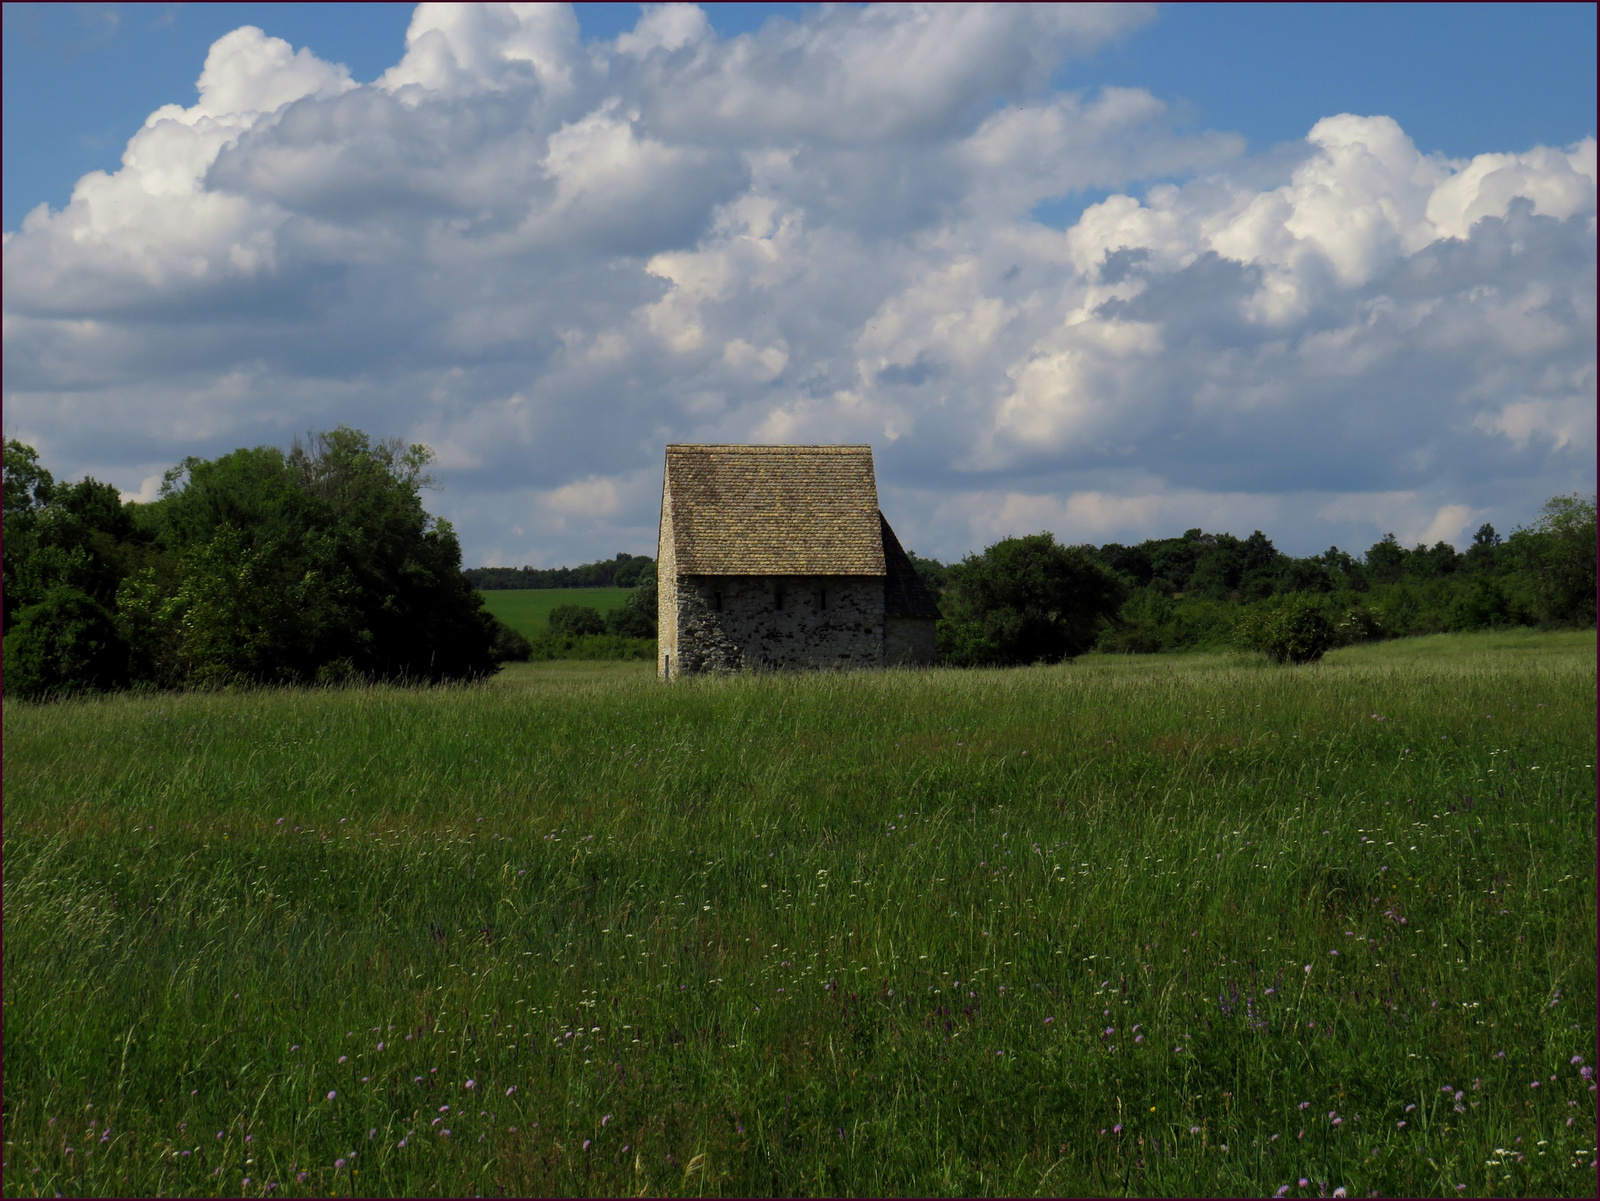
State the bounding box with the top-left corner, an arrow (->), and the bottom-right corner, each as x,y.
656,444 -> 939,677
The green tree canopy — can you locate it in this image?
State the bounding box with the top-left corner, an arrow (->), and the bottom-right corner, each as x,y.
937,532 -> 1128,667
4,429 -> 498,697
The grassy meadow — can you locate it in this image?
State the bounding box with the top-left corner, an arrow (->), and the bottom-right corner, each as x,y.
475,588 -> 635,640
3,631 -> 1595,1197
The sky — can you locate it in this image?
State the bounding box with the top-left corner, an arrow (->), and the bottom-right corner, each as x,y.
3,3 -> 1595,568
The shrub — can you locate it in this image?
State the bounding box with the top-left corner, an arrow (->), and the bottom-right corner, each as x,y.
1233,596 -> 1337,665
489,619 -> 533,663
548,604 -> 607,637
607,566 -> 658,638
3,585 -> 130,698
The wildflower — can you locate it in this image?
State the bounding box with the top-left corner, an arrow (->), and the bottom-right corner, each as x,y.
1275,1188 -> 1290,1198
602,1115 -> 611,1126
1397,1120 -> 1407,1128
582,1139 -> 591,1151
290,1045 -> 299,1052
376,1042 -> 384,1052
1299,1179 -> 1310,1188
1332,1117 -> 1342,1126
1304,965 -> 1312,974
1333,1188 -> 1347,1198
465,1079 -> 475,1090
440,1129 -> 450,1137
335,1158 -> 346,1169
1582,1067 -> 1594,1079
1573,1055 -> 1585,1065
1113,1124 -> 1122,1134
338,1056 -> 348,1064
506,1086 -> 517,1096
1044,1017 -> 1054,1024
1299,1101 -> 1311,1110
1190,1127 -> 1201,1135
326,1091 -> 337,1101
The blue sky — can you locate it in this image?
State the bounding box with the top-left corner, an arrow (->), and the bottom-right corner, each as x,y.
3,3 -> 1594,566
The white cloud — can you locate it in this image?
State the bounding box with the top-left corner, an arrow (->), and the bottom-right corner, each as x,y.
3,3 -> 1594,567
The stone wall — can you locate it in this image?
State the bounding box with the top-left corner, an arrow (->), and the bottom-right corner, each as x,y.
885,616 -> 938,666
672,574 -> 884,674
657,482 -> 679,678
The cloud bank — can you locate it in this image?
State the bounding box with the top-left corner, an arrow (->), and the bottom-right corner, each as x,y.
4,2 -> 1594,565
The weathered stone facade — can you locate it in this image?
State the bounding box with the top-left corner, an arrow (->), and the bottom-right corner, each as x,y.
658,444 -> 939,678
670,575 -> 885,674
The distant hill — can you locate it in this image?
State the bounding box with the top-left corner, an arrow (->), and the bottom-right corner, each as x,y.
465,552 -> 653,589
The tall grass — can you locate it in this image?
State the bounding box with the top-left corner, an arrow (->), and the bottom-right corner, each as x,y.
4,632 -> 1594,1197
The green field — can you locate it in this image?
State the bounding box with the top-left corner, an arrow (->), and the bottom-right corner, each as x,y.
3,632 -> 1595,1197
476,587 -> 636,640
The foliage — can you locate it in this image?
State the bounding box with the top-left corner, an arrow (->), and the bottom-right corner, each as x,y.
465,552 -> 654,590
937,533 -> 1129,666
522,632 -> 657,661
1231,594 -> 1338,664
1503,493 -> 1597,627
547,603 -> 608,637
606,561 -> 658,638
3,430 -> 498,694
489,619 -> 534,663
3,636 -> 1594,1196
2,585 -> 130,698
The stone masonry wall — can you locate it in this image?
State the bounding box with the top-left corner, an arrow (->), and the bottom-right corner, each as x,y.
657,484 -> 679,678
673,575 -> 884,674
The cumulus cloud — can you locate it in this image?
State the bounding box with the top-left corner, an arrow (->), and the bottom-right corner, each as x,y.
4,3 -> 1594,568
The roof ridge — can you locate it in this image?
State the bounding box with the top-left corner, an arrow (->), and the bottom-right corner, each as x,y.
666,443 -> 872,451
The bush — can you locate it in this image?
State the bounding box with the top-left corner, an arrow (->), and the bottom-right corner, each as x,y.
607,565 -> 658,638
1233,596 -> 1336,665
548,604 -> 607,637
489,619 -> 533,663
938,533 -> 1129,666
3,585 -> 130,698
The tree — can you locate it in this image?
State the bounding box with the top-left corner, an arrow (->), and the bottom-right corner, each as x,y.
937,532 -> 1129,666
3,585 -> 129,698
548,604 -> 607,637
606,562 -> 658,638
1364,534 -> 1408,584
1232,595 -> 1336,665
1504,494 -> 1597,626
489,619 -> 533,663
135,428 -> 500,683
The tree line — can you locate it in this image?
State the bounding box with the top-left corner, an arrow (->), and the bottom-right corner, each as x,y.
5,429 -> 1590,694
465,554 -> 654,590
913,497 -> 1596,667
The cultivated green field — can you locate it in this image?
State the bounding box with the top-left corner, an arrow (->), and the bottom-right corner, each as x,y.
4,632 -> 1595,1197
476,587 -> 635,640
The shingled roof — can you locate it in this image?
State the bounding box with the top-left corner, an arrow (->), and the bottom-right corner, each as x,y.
664,444 -> 887,575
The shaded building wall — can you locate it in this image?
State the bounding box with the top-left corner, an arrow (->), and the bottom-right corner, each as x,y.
673,575 -> 884,673
885,616 -> 938,666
